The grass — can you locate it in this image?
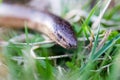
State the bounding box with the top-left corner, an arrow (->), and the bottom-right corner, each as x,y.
0,0 -> 120,80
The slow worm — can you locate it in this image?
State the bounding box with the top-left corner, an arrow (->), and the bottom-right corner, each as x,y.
0,3 -> 77,49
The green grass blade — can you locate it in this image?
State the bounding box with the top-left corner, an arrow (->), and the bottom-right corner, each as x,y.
91,34 -> 120,61
104,4 -> 120,20
89,26 -> 100,57
24,22 -> 30,45
77,2 -> 99,36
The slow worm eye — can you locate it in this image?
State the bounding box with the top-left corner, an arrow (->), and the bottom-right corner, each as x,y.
56,32 -> 66,43
57,33 -> 62,39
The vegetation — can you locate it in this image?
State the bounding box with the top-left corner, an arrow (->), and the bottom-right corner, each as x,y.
0,0 -> 120,80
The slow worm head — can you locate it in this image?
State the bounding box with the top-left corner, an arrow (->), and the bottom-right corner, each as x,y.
0,3 -> 77,49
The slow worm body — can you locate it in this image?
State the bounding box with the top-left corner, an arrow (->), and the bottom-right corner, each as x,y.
0,3 -> 77,49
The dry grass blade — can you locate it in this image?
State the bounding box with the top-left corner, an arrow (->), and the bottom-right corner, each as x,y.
92,0 -> 112,29
9,34 -> 54,46
97,30 -> 111,50
30,46 -> 73,60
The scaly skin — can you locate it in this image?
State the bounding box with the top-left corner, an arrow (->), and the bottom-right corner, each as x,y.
0,3 -> 77,49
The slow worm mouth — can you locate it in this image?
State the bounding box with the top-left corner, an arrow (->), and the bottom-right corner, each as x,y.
57,38 -> 77,49
61,40 -> 77,49
50,32 -> 77,49
57,41 -> 77,49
